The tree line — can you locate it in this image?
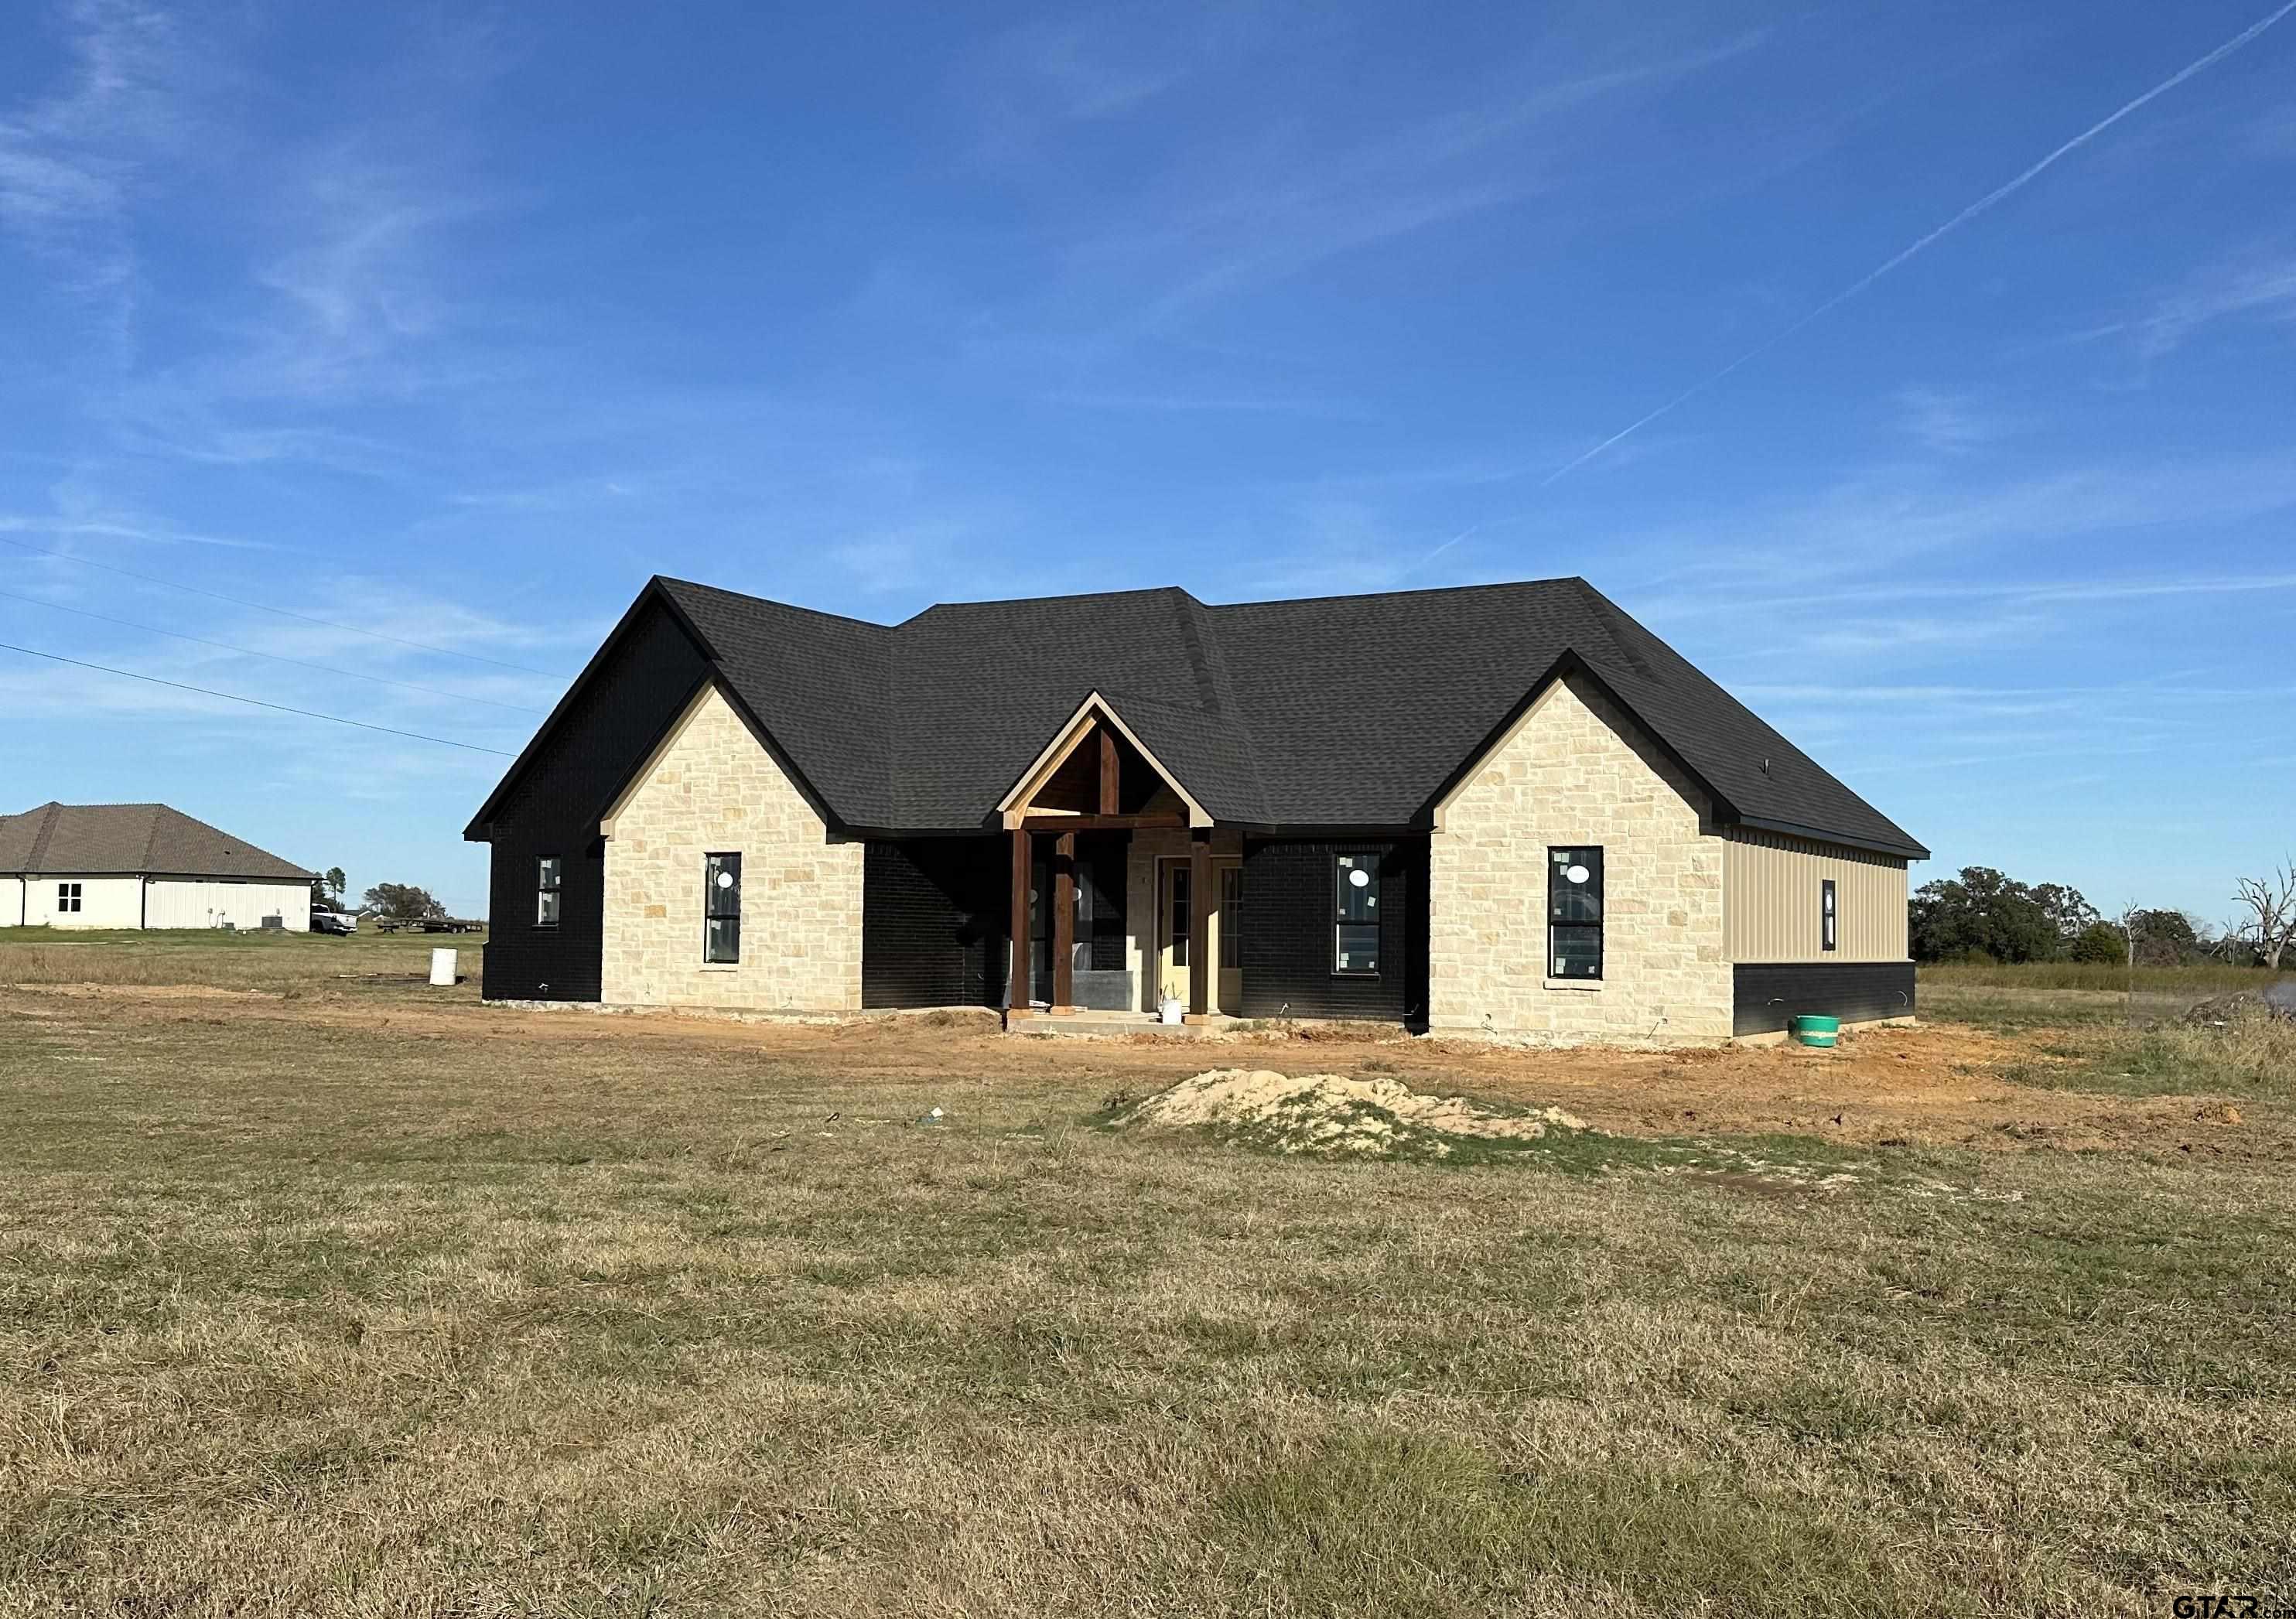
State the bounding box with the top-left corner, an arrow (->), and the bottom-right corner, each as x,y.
1912,862 -> 2296,970
307,869 -> 451,922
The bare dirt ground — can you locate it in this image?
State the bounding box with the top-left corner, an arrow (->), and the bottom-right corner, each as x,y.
8,980 -> 2278,1160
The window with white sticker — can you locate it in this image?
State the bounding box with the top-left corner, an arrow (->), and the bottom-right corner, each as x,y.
1334,853 -> 1379,975
1549,849 -> 1603,979
704,852 -> 742,964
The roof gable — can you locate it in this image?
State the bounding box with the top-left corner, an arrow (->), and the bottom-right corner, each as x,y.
653,579 -> 891,827
993,692 -> 1216,828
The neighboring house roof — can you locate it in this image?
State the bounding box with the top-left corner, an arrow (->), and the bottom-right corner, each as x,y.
0,803 -> 313,880
483,576 -> 1928,859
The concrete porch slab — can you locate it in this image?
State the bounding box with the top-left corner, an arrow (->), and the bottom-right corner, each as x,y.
1006,1007 -> 1253,1038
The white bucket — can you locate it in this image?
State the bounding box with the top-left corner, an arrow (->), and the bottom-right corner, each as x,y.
1159,996 -> 1184,1026
429,948 -> 457,987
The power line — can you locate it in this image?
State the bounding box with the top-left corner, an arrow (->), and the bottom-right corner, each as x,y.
0,535 -> 565,678
0,639 -> 518,756
0,587 -> 546,715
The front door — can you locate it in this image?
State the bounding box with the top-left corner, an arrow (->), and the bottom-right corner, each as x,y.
1157,860 -> 1193,1009
1215,862 -> 1243,1013
1158,857 -> 1242,1013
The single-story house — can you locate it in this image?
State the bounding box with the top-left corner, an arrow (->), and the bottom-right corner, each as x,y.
1,802 -> 315,931
466,576 -> 1926,1043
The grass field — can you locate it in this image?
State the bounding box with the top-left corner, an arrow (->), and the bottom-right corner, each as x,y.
2,940 -> 2291,1614
1918,961 -> 2273,995
1921,959 -> 2274,1037
0,925 -> 487,992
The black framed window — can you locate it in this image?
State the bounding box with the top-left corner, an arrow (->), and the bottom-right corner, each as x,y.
1169,866 -> 1191,968
1821,878 -> 1837,953
704,852 -> 742,964
1548,848 -> 1604,979
1334,852 -> 1379,975
535,856 -> 562,927
1219,866 -> 1242,969
56,882 -> 82,914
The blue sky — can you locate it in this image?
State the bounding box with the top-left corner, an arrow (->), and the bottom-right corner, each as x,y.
2,1 -> 2291,924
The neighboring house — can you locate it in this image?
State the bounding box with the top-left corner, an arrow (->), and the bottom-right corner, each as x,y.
466,576 -> 1927,1043
0,802 -> 315,932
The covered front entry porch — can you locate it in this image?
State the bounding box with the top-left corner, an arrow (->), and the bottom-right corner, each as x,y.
1004,821 -> 1244,1020
996,695 -> 1242,1022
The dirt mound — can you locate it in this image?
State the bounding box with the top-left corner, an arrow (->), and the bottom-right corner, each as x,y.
2183,990 -> 2295,1026
1116,1067 -> 1586,1157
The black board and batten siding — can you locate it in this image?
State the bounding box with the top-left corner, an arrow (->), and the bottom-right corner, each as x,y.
1237,839 -> 1429,1024
859,834 -> 1129,1010
1082,838 -> 1126,972
1731,961 -> 1916,1036
477,600 -> 712,1002
860,839 -> 1006,1009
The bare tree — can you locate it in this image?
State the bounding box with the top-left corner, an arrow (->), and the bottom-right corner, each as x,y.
2233,861 -> 2296,972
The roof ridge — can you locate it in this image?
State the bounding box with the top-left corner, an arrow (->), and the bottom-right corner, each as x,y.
1571,579 -> 1659,681
873,606 -> 907,823
899,583 -> 1202,621
655,576 -> 893,634
1171,594 -> 1221,717
1182,596 -> 1275,821
678,574 -> 1590,626
24,803 -> 60,871
1204,576 -> 1581,613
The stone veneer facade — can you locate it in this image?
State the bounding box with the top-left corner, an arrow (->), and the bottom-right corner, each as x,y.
1426,675 -> 1731,1044
600,685 -> 863,1012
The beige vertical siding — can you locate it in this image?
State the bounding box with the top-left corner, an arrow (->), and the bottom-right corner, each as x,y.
15,874 -> 143,928
1724,828 -> 1908,963
145,880 -> 311,931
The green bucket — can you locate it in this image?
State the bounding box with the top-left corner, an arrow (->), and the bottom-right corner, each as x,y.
1790,1014 -> 1840,1048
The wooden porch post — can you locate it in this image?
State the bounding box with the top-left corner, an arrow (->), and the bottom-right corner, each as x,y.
1187,828 -> 1211,1019
1098,725 -> 1120,814
1051,831 -> 1075,1011
1008,827 -> 1031,1015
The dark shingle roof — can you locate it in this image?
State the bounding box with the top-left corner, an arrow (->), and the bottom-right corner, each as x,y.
638,576 -> 1925,857
0,803 -> 313,880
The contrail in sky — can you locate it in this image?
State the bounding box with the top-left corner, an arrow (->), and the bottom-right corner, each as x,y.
1538,0 -> 2296,487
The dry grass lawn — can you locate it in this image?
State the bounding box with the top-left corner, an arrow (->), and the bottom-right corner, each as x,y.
0,924 -> 489,990
2,939 -> 2292,1615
